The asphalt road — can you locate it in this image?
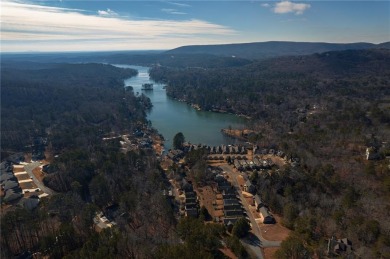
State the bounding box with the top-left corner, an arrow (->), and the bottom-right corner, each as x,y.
220,164 -> 281,258
24,162 -> 55,195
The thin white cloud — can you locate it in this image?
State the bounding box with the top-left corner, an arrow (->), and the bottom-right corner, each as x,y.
167,2 -> 191,8
261,3 -> 270,8
98,8 -> 118,17
161,8 -> 187,15
273,1 -> 311,15
1,0 -> 235,52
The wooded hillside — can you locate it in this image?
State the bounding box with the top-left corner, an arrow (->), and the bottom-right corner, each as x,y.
1,63 -> 175,258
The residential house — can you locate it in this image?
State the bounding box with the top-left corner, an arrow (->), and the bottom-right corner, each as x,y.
0,173 -> 16,183
186,208 -> 198,218
223,204 -> 242,211
366,147 -> 380,160
18,196 -> 40,211
259,206 -> 275,224
185,197 -> 197,204
3,190 -> 23,203
243,180 -> 256,194
223,199 -> 240,206
234,160 -> 243,171
328,237 -> 353,255
253,195 -> 264,210
225,210 -> 243,218
3,180 -> 20,191
224,218 -> 237,231
222,193 -> 237,200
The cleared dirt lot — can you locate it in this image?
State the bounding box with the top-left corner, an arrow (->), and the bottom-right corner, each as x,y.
236,175 -> 246,190
24,191 -> 44,197
13,166 -> 26,173
263,247 -> 279,259
19,182 -> 36,190
255,154 -> 286,168
33,167 -> 45,182
219,247 -> 238,259
15,173 -> 31,181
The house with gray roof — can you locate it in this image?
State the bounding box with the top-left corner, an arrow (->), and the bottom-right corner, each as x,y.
253,194 -> 264,210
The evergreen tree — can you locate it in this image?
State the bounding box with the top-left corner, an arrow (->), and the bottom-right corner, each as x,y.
173,132 -> 185,149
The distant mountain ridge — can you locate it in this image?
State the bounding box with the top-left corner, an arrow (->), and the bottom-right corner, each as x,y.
166,41 -> 390,59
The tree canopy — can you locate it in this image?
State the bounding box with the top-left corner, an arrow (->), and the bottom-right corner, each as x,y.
173,132 -> 185,150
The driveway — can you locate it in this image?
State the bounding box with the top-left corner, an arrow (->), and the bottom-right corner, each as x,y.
24,162 -> 55,195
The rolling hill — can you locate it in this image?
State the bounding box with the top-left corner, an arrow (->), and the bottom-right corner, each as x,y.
166,41 -> 390,60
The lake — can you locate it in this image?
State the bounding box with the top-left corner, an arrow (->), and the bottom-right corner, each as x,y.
115,65 -> 247,150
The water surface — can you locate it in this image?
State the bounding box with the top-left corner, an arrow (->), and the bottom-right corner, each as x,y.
115,65 -> 246,150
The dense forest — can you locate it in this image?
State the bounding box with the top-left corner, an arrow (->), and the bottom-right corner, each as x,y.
1,63 -> 140,152
150,49 -> 390,257
0,63 -> 177,258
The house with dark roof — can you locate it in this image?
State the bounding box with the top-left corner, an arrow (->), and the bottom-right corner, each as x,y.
6,153 -> 24,164
3,190 -> 23,203
3,180 -> 20,191
328,237 -> 353,255
185,197 -> 197,204
244,180 -> 256,194
18,196 -> 40,210
223,217 -> 239,227
217,182 -> 233,193
184,191 -> 196,198
366,147 -> 380,160
224,204 -> 242,211
222,193 -> 237,200
182,180 -> 193,192
0,162 -> 13,174
223,188 -> 236,195
186,208 -> 198,218
0,173 -> 16,183
185,203 -> 197,210
223,199 -> 240,206
224,210 -> 243,218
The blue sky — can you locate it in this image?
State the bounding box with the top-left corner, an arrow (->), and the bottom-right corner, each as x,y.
1,0 -> 389,52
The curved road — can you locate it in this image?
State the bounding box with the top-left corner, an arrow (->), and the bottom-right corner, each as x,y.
24,162 -> 55,195
220,164 -> 281,258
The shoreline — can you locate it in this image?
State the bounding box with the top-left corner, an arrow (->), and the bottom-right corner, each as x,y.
220,128 -> 255,141
171,96 -> 252,120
